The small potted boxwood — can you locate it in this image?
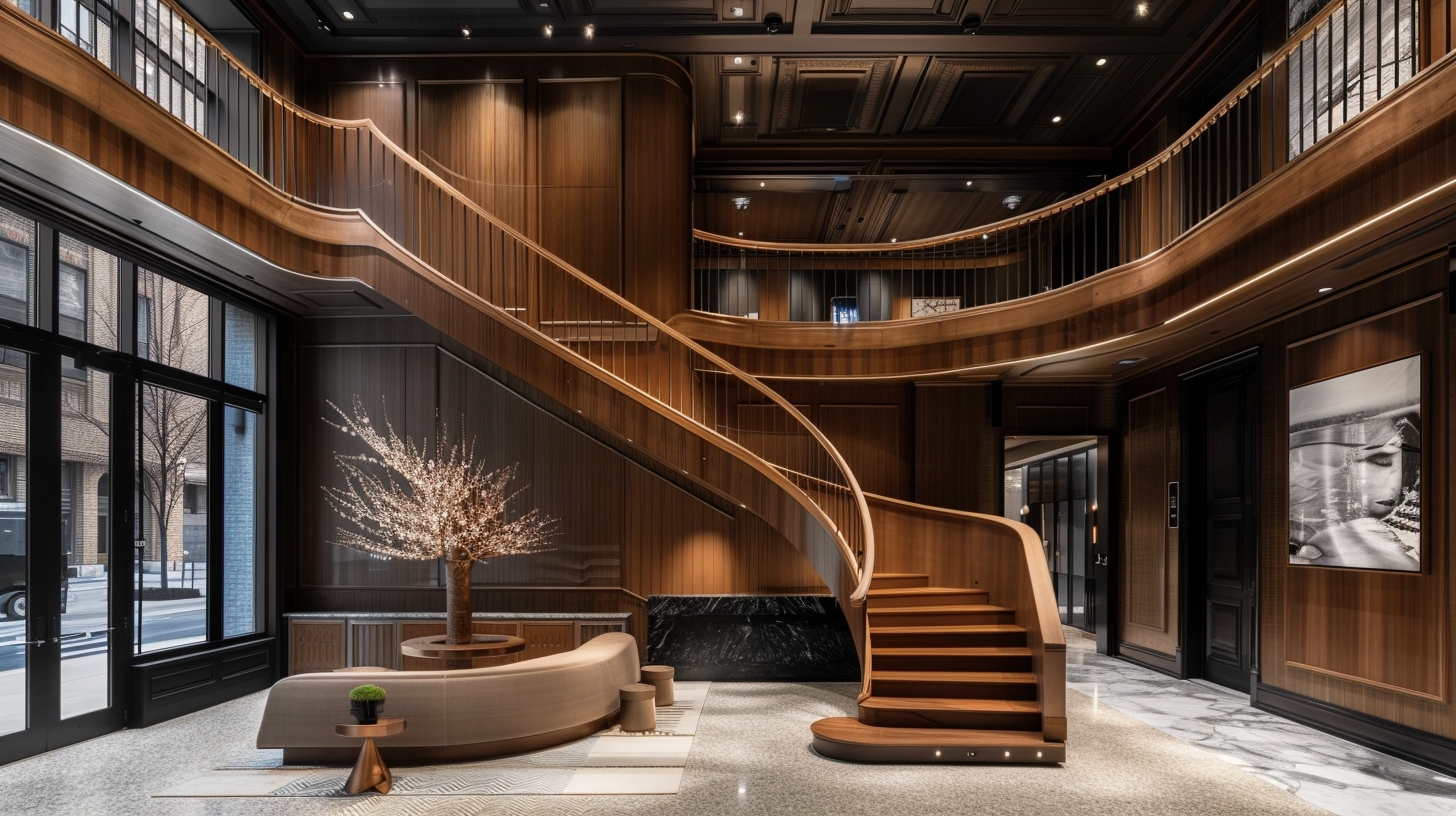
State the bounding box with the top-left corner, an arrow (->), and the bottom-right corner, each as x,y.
348,685 -> 386,725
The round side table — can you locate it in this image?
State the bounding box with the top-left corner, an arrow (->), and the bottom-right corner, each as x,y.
335,717 -> 406,795
400,634 -> 525,670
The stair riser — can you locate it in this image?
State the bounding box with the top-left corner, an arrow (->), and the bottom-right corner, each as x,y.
871,681 -> 1038,701
868,610 -> 1015,627
871,655 -> 1034,673
859,710 -> 1043,732
870,576 -> 930,589
867,592 -> 988,609
871,632 -> 1028,649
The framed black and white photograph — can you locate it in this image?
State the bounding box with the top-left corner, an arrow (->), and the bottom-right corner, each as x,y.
1288,355 -> 1421,572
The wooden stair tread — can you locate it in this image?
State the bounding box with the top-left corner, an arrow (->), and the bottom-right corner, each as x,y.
860,696 -> 1041,713
812,718 -> 1053,748
871,646 -> 1033,658
867,587 -> 986,597
868,604 -> 1013,615
870,624 -> 1025,635
871,573 -> 930,579
872,670 -> 1037,684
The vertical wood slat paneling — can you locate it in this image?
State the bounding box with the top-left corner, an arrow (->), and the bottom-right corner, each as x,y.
350,621 -> 401,670
913,385 -> 994,513
328,82 -> 406,150
818,405 -> 906,498
417,82 -> 531,238
624,74 -> 691,321
537,79 -> 622,293
1279,296 -> 1446,699
1124,389 -> 1171,635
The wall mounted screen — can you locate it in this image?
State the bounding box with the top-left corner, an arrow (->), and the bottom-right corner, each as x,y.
1289,355 -> 1421,572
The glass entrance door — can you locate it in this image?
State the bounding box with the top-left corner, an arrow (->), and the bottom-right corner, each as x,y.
0,346 -> 126,764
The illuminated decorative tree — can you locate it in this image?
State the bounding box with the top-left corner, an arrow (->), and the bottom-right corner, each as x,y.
323,397 -> 556,645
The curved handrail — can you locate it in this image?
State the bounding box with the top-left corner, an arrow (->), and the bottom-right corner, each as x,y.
3,2 -> 880,606
691,0 -> 1417,322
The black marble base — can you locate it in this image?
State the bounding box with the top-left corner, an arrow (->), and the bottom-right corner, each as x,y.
646,595 -> 860,682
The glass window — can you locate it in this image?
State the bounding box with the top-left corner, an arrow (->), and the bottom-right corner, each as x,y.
0,207 -> 36,327
136,383 -> 208,653
222,407 -> 259,637
223,303 -> 259,391
136,269 -> 210,377
58,0 -> 115,70
3,0 -> 39,19
60,362 -> 111,718
58,235 -> 119,350
133,0 -> 207,132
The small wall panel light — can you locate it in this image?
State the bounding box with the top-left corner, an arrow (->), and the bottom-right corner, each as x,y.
543,24 -> 553,36
584,23 -> 595,38
733,110 -> 745,124
890,238 -> 897,243
730,5 -> 744,16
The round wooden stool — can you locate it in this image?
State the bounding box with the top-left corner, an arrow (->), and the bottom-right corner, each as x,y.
640,665 -> 675,706
619,683 -> 657,732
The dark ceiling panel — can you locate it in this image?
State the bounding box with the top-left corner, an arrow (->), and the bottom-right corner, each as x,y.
905,58 -> 1059,136
770,58 -> 898,135
940,73 -> 1027,127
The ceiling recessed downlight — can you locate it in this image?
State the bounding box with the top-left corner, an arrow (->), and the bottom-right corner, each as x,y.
584,23 -> 595,37
1051,115 -> 1062,123
1096,58 -> 1107,66
461,26 -> 470,37
543,24 -> 553,36
342,10 -> 354,19
1318,286 -> 1334,293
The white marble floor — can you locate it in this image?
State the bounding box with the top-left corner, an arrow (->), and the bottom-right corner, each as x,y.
1066,630 -> 1456,815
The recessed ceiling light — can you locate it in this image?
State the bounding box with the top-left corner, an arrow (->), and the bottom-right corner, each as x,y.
543,24 -> 553,36
1051,115 -> 1062,123
965,180 -> 973,186
759,181 -> 766,187
1318,286 -> 1334,293
584,23 -> 595,37
342,10 -> 354,20
1096,58 -> 1107,66
1136,2 -> 1149,16
733,56 -> 743,65
461,26 -> 470,37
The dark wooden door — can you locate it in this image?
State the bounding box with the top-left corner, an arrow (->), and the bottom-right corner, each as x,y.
1192,362 -> 1259,692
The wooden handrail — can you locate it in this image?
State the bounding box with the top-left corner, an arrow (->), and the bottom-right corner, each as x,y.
694,0 -> 1349,255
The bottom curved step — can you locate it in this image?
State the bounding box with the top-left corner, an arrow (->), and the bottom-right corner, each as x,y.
810,717 -> 1064,764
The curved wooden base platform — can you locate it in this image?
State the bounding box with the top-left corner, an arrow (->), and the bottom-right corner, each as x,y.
809,718 -> 1064,764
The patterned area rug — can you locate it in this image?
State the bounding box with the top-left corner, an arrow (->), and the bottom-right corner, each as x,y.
155,682 -> 708,799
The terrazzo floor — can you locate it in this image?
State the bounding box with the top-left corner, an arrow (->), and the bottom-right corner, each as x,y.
0,638 -> 1448,816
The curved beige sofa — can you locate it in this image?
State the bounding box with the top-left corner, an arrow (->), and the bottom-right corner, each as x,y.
257,632 -> 640,763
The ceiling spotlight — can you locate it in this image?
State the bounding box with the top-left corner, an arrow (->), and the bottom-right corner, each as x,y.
1318,286 -> 1334,293
965,180 -> 973,186
759,181 -> 766,187
543,24 -> 553,36
342,10 -> 354,20
584,23 -> 595,37
961,12 -> 981,33
732,196 -> 752,210
732,110 -> 745,125
1136,2 -> 1149,16
1002,195 -> 1023,210
730,5 -> 744,16
1096,57 -> 1107,66
764,12 -> 783,33
733,56 -> 743,65
316,20 -> 332,32
982,234 -> 989,240
1051,115 -> 1062,123
461,26 -> 471,37
890,238 -> 897,243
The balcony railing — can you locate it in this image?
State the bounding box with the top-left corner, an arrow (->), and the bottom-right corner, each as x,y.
691,0 -> 1418,324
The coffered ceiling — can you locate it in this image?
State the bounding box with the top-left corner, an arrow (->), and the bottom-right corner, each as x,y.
239,0 -> 1260,241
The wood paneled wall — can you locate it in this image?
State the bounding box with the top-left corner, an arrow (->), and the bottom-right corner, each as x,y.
1425,0 -> 1456,64
328,82 -> 407,149
771,382 -> 915,502
913,384 -> 996,513
624,74 -> 692,320
1122,388 -> 1178,658
538,79 -> 622,293
1119,254 -> 1456,741
417,82 -> 530,236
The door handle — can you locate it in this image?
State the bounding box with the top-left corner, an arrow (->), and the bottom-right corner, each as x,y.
22,639 -> 47,647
